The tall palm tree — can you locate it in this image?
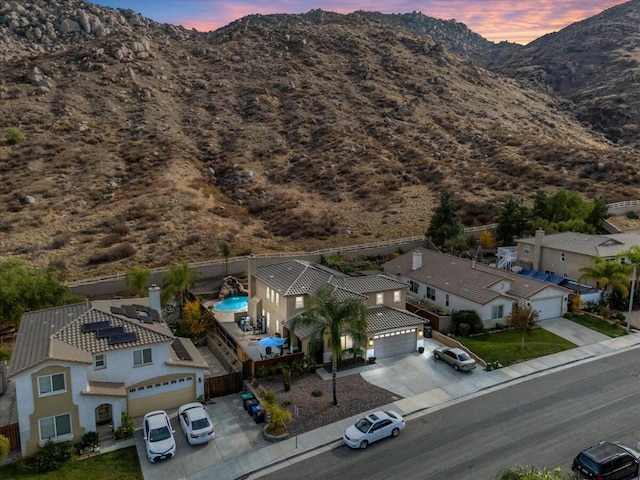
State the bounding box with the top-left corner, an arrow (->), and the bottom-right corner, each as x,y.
578,257 -> 629,299
161,262 -> 200,311
219,241 -> 231,276
289,287 -> 368,406
126,266 -> 152,297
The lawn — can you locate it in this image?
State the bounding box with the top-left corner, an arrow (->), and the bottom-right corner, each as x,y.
456,328 -> 578,366
0,446 -> 142,480
565,313 -> 628,338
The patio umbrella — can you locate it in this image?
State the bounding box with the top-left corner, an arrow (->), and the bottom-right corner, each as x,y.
258,336 -> 285,347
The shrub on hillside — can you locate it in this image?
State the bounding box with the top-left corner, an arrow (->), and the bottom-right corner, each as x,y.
87,243 -> 136,265
6,126 -> 25,145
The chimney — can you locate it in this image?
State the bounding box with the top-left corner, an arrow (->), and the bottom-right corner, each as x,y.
148,284 -> 161,316
412,251 -> 422,270
533,229 -> 545,271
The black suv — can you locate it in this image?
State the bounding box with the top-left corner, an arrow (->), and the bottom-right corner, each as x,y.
572,441 -> 640,479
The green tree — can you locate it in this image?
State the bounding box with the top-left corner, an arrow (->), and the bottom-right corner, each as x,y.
497,465 -> 569,480
530,189 -> 599,234
0,260 -> 81,327
506,305 -> 539,349
496,198 -> 532,245
6,126 -> 25,145
126,265 -> 152,297
578,257 -> 630,299
618,245 -> 640,308
426,191 -> 463,248
585,196 -> 610,232
219,241 -> 231,276
289,287 -> 368,406
161,262 -> 200,310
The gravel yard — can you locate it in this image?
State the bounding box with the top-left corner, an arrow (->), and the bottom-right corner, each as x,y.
257,368 -> 402,437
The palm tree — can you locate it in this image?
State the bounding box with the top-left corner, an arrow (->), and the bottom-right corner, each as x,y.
161,262 -> 200,311
219,241 -> 231,276
578,257 -> 629,299
126,266 -> 152,297
289,287 -> 368,406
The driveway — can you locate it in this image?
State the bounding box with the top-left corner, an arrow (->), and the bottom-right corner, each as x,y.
539,316 -> 610,345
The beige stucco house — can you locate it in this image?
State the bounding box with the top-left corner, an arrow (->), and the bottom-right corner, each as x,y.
247,258 -> 425,362
8,289 -> 207,457
381,248 -> 570,328
516,229 -> 640,288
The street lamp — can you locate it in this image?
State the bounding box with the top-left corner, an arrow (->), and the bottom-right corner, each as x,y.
627,264 -> 637,332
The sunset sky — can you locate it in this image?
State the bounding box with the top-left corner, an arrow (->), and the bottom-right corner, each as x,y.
92,0 -> 624,44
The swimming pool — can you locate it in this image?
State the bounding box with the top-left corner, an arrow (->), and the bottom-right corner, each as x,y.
214,295 -> 248,312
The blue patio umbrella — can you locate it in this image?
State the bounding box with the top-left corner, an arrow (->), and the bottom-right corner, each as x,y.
258,336 -> 285,347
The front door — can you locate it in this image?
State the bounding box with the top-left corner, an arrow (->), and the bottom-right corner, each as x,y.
95,403 -> 112,426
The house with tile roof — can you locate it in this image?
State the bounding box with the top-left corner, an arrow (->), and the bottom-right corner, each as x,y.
381,248 -> 570,329
247,258 -> 425,362
515,229 -> 640,289
8,287 -> 208,457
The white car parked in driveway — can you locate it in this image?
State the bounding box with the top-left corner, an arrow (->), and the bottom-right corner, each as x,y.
178,402 -> 215,445
143,410 -> 176,462
343,410 -> 405,449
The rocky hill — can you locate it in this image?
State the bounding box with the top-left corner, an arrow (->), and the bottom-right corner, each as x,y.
0,1 -> 639,281
488,0 -> 640,149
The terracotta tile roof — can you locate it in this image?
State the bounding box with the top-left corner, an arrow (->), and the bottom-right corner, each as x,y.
329,275 -> 408,294
366,305 -> 424,332
254,260 -> 344,296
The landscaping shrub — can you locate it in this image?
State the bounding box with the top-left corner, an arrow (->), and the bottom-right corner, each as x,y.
452,310 -> 483,335
114,412 -> 134,439
32,440 -> 74,472
627,210 -> 639,220
311,390 -> 323,397
458,323 -> 470,337
80,431 -> 100,450
6,126 -> 25,145
0,434 -> 9,460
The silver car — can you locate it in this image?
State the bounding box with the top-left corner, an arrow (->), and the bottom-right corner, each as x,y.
433,346 -> 477,371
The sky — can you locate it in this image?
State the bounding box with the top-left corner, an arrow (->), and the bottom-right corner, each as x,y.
91,0 -> 624,45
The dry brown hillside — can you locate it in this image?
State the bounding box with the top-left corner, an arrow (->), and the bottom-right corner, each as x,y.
1,2 -> 639,280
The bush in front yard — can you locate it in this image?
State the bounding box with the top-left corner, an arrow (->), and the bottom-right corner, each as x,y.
32,440 -> 74,472
452,310 -> 483,335
114,412 -> 135,439
458,323 -> 470,337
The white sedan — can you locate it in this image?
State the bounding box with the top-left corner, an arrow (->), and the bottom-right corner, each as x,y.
343,410 -> 405,449
178,402 -> 215,445
143,410 -> 176,462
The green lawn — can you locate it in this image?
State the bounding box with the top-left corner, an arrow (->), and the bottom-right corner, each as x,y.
0,446 -> 142,480
456,329 -> 578,366
565,313 -> 628,338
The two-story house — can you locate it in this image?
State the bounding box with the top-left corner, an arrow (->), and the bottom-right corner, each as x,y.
381,248 -> 569,328
8,288 -> 208,457
247,258 -> 425,362
516,229 -> 640,288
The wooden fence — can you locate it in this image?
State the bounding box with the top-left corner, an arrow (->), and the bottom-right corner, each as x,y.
203,371 -> 244,400
0,422 -> 20,452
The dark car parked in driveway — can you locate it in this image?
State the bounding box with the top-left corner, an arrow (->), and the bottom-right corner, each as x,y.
572,441 -> 640,479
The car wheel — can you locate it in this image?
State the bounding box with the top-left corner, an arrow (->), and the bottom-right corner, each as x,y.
391,428 -> 400,437
360,440 -> 369,449
434,352 -> 440,360
453,364 -> 460,371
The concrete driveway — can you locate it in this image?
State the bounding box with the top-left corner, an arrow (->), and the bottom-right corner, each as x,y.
539,317 -> 610,345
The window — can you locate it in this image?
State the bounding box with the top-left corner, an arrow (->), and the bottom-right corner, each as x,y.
492,304 -> 504,320
376,293 -> 384,305
275,293 -> 279,306
340,334 -> 353,350
39,413 -> 72,442
38,373 -> 66,396
393,290 -> 401,303
560,252 -> 566,263
523,245 -> 530,254
426,287 -> 436,301
445,294 -> 450,307
133,348 -> 152,366
295,296 -> 304,309
409,281 -> 419,294
266,287 -> 271,301
93,353 -> 106,370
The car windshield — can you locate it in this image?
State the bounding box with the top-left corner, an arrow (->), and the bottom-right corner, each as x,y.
458,352 -> 472,361
149,426 -> 171,442
192,418 -> 210,430
354,418 -> 373,433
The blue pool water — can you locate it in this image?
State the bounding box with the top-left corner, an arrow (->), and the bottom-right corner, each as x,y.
214,295 -> 248,312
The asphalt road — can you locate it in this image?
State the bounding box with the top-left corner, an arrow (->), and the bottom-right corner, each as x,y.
255,349 -> 640,480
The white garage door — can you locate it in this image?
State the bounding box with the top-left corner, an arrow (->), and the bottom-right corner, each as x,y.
530,297 -> 563,320
373,328 -> 417,359
127,375 -> 195,417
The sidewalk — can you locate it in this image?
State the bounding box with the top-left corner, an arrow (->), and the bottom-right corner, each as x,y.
186,329 -> 640,480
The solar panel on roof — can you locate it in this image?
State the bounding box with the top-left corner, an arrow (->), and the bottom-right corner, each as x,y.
108,332 -> 138,345
172,339 -> 192,361
133,304 -> 148,311
82,321 -> 111,333
96,326 -> 125,338
138,313 -> 153,324
123,305 -> 139,320
110,306 -> 125,315
149,310 -> 160,322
